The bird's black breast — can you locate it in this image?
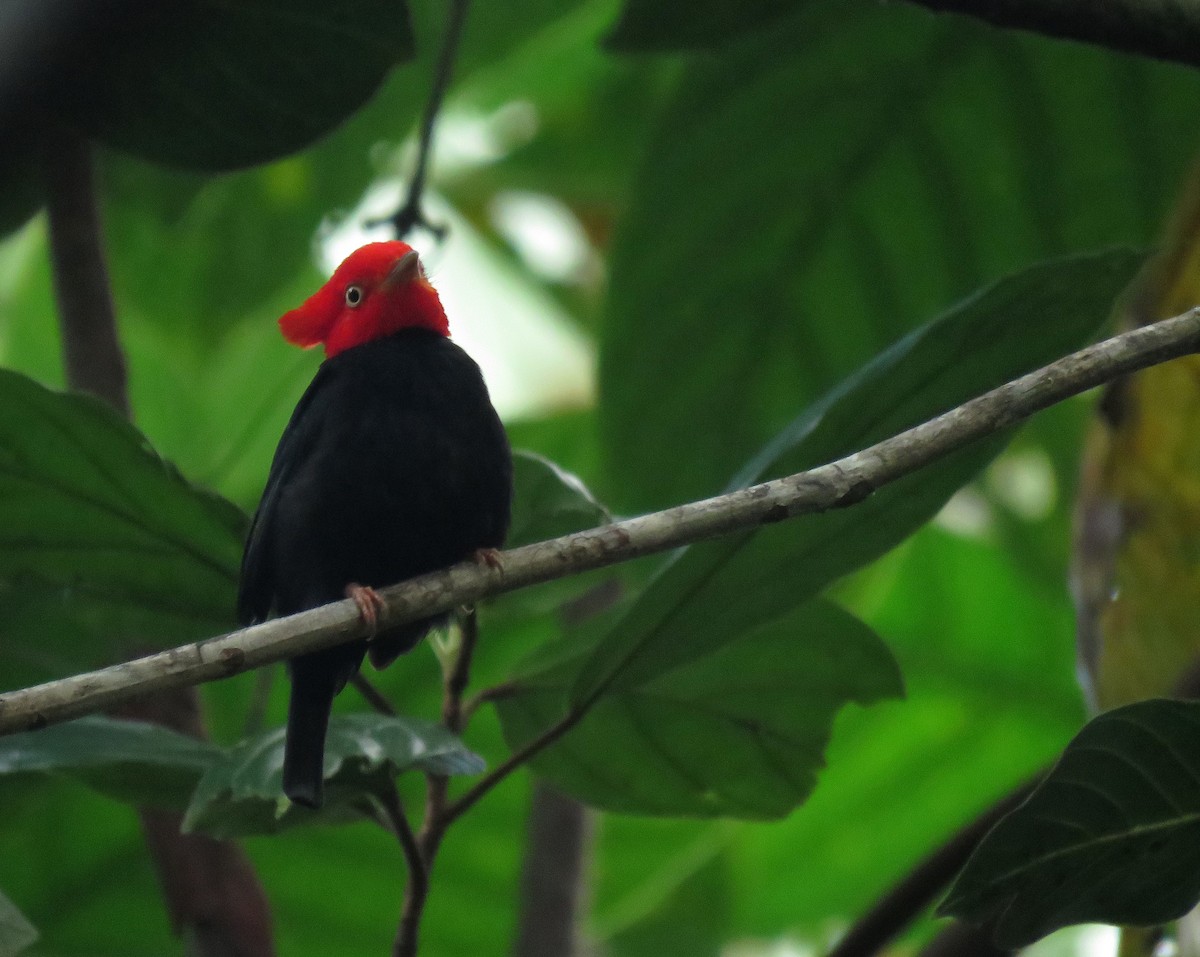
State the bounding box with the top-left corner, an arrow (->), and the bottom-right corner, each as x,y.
237,329 -> 512,623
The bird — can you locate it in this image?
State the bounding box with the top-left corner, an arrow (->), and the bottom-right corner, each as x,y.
237,240 -> 512,809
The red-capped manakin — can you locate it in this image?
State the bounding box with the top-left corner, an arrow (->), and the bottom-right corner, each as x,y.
238,241 -> 512,808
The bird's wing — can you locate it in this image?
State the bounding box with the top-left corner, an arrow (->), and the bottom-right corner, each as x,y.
236,364 -> 335,625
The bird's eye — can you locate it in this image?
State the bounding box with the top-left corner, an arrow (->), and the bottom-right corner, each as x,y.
345,285 -> 363,307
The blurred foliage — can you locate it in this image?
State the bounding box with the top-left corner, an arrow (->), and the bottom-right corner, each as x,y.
2,0 -> 1199,955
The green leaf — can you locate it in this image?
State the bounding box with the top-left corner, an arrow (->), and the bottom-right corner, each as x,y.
0,889 -> 37,957
488,450 -> 614,620
942,698 -> 1200,948
606,0 -> 801,50
63,0 -> 414,170
507,450 -> 609,548
606,849 -> 732,957
0,717 -> 219,808
0,371 -> 244,686
183,714 -> 485,838
600,0 -> 1200,515
573,249 -> 1141,706
497,598 -> 902,817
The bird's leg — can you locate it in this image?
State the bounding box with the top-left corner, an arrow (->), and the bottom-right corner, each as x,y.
471,548 -> 503,572
345,582 -> 386,636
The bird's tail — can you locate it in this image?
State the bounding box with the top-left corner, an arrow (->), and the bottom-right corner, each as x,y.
283,659 -> 341,809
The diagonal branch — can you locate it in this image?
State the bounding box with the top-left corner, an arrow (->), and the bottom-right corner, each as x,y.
2,307 -> 1200,734
42,125 -> 129,415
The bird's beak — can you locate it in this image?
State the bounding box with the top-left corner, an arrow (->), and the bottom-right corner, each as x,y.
382,250 -> 421,290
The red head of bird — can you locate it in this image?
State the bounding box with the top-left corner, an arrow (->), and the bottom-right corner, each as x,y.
278,241 -> 449,358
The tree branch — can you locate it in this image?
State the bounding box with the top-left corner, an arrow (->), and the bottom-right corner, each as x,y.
382,781 -> 430,957
900,0 -> 1200,69
42,126 -> 129,415
42,127 -> 274,957
511,784 -> 591,957
3,307 -> 1200,734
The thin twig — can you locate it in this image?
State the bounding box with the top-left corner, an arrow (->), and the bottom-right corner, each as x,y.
391,709 -> 588,957
352,673 -> 398,716
460,680 -> 517,724
369,0 -> 470,240
441,705 -> 587,830
3,308 -> 1200,734
379,782 -> 429,957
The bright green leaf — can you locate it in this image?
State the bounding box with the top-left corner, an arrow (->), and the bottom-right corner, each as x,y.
574,249 -> 1140,706
606,0 -> 801,50
0,370 -> 244,687
183,714 -> 484,838
942,698 -> 1200,948
0,890 -> 37,957
0,717 -> 219,808
498,598 -> 901,817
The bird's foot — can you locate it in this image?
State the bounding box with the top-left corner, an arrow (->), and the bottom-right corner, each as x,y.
345,583 -> 386,636
471,547 -> 504,572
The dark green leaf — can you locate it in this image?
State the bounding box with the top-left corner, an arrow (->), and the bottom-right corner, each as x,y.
497,598 -> 901,817
94,0 -> 596,340
942,699 -> 1200,948
600,0 -> 1200,514
64,0 -> 414,170
574,250 -> 1140,705
0,717 -> 219,808
183,714 -> 484,837
0,889 -> 37,957
0,147 -> 41,238
606,0 -> 801,51
0,370 -> 244,686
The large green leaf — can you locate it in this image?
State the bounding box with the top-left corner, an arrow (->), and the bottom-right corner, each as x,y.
606,0 -> 801,50
183,714 -> 484,838
942,698 -> 1200,948
61,0 -> 414,170
487,450 -> 615,625
599,0 -> 1200,515
0,890 -> 37,957
606,849 -> 732,957
0,369 -> 244,686
0,717 -> 219,808
497,598 -> 901,817
573,249 -> 1140,706
507,450 -> 609,549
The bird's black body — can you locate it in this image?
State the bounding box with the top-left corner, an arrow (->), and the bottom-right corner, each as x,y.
238,328 -> 512,808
